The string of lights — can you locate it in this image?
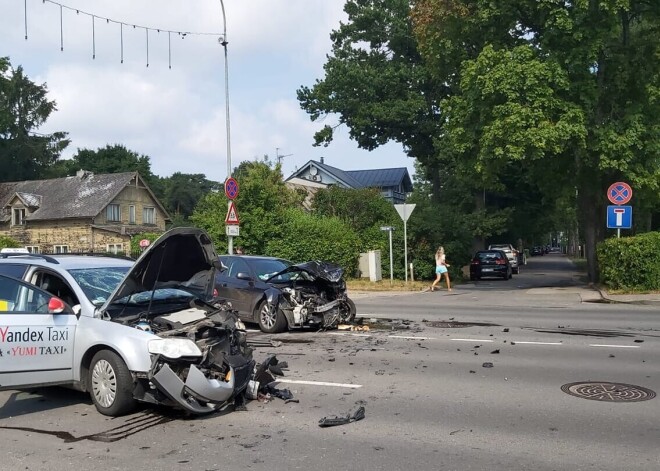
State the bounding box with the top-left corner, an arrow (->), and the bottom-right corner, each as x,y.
23,0 -> 225,68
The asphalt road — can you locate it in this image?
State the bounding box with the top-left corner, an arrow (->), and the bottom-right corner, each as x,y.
1,254 -> 658,470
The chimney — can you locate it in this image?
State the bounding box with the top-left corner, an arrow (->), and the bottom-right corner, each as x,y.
320,156 -> 324,164
76,169 -> 94,179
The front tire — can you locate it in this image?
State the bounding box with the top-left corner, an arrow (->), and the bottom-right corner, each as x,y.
257,301 -> 287,333
340,298 -> 357,323
88,350 -> 136,416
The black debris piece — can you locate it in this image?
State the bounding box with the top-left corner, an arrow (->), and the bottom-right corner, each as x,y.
318,406 -> 366,428
474,352 -> 479,355
264,384 -> 294,401
285,399 -> 300,404
248,339 -> 283,348
503,328 -> 510,333
510,341 -> 516,345
491,349 -> 500,354
469,370 -> 476,374
634,340 -> 644,343
609,354 -> 615,358
482,362 -> 494,368
328,358 -> 336,362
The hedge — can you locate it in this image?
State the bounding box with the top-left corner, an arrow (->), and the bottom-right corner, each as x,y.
597,231 -> 660,291
0,235 -> 20,250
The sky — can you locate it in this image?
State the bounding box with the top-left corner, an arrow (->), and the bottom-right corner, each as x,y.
1,0 -> 415,183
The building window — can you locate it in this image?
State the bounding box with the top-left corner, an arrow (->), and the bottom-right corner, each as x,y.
25,246 -> 39,253
106,243 -> 124,255
106,204 -> 121,222
12,208 -> 26,226
128,205 -> 136,224
54,245 -> 69,254
143,207 -> 155,225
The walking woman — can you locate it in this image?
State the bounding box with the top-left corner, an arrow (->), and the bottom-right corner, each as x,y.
431,246 -> 451,292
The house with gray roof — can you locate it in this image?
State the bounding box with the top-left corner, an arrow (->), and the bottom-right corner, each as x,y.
285,159 -> 413,204
0,170 -> 170,254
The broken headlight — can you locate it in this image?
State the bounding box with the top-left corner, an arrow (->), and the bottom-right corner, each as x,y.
148,339 -> 202,359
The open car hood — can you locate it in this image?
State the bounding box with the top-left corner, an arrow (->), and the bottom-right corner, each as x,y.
98,227 -> 220,316
266,260 -> 344,283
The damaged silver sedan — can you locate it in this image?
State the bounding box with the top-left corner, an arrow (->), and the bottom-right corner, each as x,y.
0,228 -> 255,416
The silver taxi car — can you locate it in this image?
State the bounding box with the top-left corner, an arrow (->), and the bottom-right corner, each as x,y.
0,228 -> 255,416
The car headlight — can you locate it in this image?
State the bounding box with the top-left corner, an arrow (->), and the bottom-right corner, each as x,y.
148,339 -> 202,359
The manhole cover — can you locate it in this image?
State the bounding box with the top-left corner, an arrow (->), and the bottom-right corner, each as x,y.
561,382 -> 656,402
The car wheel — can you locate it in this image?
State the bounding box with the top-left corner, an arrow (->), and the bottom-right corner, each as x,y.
339,298 -> 357,323
257,301 -> 287,333
88,350 -> 136,416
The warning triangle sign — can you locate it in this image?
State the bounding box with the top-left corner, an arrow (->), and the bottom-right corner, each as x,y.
225,201 -> 240,224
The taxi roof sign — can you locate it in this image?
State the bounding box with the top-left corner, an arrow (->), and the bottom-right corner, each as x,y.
0,248 -> 30,254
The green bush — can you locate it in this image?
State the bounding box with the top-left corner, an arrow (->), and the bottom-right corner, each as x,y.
0,235 -> 20,250
265,208 -> 361,274
597,232 -> 660,291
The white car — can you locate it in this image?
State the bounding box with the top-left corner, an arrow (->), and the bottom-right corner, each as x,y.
487,244 -> 520,274
0,228 -> 255,416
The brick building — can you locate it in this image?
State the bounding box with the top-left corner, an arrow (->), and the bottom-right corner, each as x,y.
0,170 -> 170,255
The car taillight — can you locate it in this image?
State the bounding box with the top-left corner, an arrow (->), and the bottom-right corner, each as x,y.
213,288 -> 218,297
495,259 -> 506,265
471,260 -> 480,265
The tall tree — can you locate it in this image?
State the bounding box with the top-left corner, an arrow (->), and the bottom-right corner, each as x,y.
0,57 -> 69,182
412,0 -> 660,281
162,172 -> 220,221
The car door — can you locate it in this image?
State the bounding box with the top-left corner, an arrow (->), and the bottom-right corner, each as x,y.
216,256 -> 252,319
0,274 -> 77,390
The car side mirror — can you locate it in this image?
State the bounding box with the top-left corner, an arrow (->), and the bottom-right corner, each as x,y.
236,272 -> 253,281
48,297 -> 66,314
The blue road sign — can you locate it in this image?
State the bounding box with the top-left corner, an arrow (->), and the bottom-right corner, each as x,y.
607,205 -> 632,229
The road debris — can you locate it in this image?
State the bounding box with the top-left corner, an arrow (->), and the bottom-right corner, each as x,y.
318,406 -> 366,428
491,349 -> 500,354
482,362 -> 494,368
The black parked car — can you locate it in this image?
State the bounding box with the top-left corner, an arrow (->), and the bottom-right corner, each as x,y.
216,255 -> 356,333
531,246 -> 544,256
470,250 -> 512,280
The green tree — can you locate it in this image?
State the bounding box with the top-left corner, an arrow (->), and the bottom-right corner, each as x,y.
163,172 -> 220,221
190,161 -> 303,254
0,57 -> 69,182
412,0 -> 660,281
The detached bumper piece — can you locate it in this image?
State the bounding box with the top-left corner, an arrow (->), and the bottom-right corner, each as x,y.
151,363 -> 235,414
318,406 -> 365,428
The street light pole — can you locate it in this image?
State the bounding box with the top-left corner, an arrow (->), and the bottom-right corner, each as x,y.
219,0 -> 234,254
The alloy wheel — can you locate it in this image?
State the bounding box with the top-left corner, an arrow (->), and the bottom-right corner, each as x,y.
260,304 -> 276,329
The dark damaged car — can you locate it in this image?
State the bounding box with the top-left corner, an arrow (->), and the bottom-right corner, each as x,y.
0,228 -> 255,416
216,255 -> 356,333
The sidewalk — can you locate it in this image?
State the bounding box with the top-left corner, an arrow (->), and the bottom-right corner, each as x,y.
596,287 -> 660,307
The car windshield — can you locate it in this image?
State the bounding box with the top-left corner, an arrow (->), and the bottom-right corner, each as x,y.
251,259 -> 303,281
68,266 -> 131,306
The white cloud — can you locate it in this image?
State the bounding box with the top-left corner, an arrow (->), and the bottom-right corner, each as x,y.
2,0 -> 414,182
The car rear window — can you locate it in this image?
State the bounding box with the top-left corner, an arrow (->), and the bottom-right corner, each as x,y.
477,251 -> 503,260
0,263 -> 28,279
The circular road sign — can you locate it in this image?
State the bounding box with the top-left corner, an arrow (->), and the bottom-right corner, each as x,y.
607,182 -> 633,205
139,239 -> 151,249
225,177 -> 239,200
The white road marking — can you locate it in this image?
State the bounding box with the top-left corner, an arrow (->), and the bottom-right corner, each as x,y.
514,341 -> 563,345
328,332 -> 372,337
272,379 -> 362,389
389,335 -> 436,340
588,344 -> 641,349
450,338 -> 495,343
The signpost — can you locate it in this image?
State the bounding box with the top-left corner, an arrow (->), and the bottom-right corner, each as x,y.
394,204 -> 416,282
606,182 -> 633,238
224,178 -> 240,253
380,226 -> 395,285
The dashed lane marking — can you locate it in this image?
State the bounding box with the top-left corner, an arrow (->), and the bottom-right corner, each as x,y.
588,344 -> 641,349
272,379 -> 363,389
450,338 -> 495,343
388,335 -> 436,340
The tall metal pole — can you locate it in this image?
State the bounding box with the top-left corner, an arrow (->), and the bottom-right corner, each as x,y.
219,0 -> 233,254
388,229 -> 394,285
403,206 -> 408,283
